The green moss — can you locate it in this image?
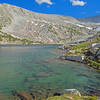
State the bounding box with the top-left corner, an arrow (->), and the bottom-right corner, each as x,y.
97,31 -> 100,35
21,39 -> 33,44
0,35 -> 3,41
88,60 -> 100,68
1,33 -> 20,41
0,26 -> 2,30
0,31 -> 34,44
84,96 -> 98,100
43,94 -> 97,100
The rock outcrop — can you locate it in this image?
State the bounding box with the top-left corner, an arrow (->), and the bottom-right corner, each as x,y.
60,55 -> 85,62
59,89 -> 81,96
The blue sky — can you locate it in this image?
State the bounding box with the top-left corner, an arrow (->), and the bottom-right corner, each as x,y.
0,0 -> 100,18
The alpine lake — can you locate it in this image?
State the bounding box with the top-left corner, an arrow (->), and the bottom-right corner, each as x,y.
0,45 -> 100,99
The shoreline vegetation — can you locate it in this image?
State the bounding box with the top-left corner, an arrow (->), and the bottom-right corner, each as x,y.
59,32 -> 100,70
0,89 -> 98,100
11,89 -> 98,100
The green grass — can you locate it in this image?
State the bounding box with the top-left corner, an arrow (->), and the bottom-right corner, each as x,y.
0,31 -> 35,44
97,31 -> 100,35
2,34 -> 20,41
21,39 -> 33,44
72,36 -> 100,51
88,60 -> 100,69
0,35 -> 3,41
43,94 -> 97,100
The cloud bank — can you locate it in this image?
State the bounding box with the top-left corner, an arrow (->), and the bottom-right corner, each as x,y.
70,0 -> 86,6
35,0 -> 53,5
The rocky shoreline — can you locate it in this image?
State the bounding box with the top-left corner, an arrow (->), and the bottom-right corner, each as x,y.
11,89 -> 98,100
0,87 -> 99,100
59,34 -> 100,70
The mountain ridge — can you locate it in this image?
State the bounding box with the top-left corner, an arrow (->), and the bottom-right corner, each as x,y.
0,3 -> 99,44
77,15 -> 100,23
1,3 -> 100,20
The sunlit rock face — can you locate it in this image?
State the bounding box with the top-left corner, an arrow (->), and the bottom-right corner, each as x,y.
0,3 -> 98,44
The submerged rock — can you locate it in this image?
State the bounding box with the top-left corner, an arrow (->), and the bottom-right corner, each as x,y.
32,72 -> 52,78
78,72 -> 90,78
0,93 -> 9,100
84,86 -> 100,96
12,91 -> 33,100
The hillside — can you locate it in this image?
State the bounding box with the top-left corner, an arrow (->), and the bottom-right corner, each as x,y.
0,3 -> 98,44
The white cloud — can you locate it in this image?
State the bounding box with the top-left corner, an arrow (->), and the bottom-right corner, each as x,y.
35,0 -> 53,5
70,0 -> 86,6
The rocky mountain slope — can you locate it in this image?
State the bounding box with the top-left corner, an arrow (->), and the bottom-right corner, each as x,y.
0,3 -> 99,44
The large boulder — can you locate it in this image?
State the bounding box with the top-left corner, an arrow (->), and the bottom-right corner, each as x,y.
86,43 -> 100,49
91,43 -> 100,48
89,48 -> 100,55
54,89 -> 81,97
89,47 -> 100,60
64,55 -> 85,62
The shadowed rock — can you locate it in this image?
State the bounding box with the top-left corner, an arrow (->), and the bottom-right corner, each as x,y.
54,89 -> 81,97
12,91 -> 33,100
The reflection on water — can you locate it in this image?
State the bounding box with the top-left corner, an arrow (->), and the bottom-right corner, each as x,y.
0,45 -> 100,99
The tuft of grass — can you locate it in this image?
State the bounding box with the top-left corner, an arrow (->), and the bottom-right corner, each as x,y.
0,35 -> 3,41
72,36 -> 100,51
88,60 -> 100,68
21,39 -> 33,44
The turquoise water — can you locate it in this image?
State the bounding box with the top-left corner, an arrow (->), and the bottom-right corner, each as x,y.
0,45 -> 100,99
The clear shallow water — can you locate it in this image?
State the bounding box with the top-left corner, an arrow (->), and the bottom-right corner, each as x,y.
0,45 -> 100,99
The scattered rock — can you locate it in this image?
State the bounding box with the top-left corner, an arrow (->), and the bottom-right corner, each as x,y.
54,89 -> 81,97
12,91 -> 33,100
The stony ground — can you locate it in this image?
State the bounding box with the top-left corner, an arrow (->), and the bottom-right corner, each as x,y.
0,3 -> 99,44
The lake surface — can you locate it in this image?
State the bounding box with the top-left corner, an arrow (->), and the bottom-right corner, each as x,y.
0,45 -> 100,99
